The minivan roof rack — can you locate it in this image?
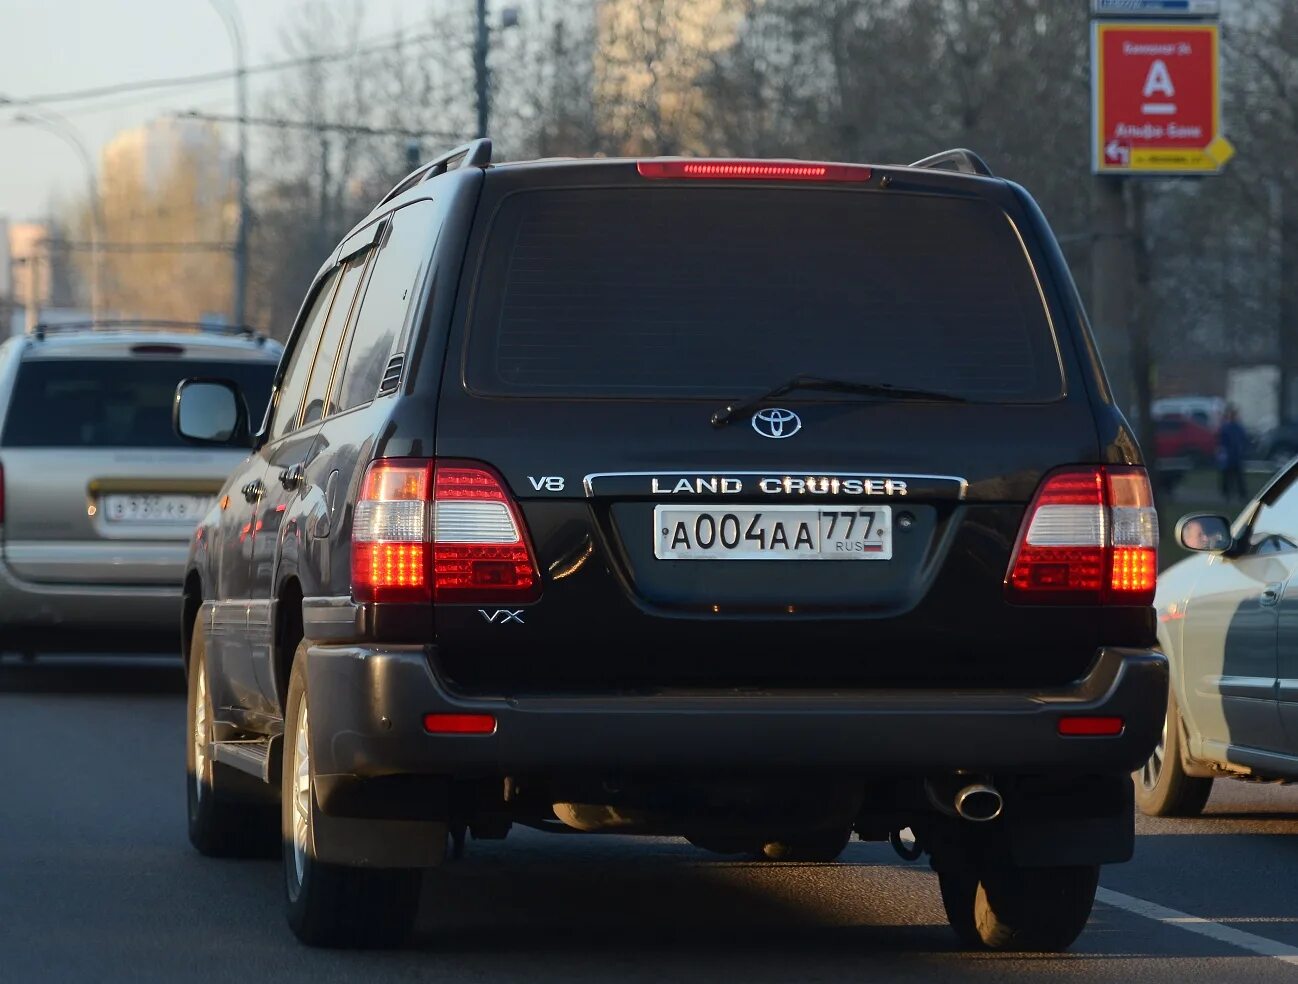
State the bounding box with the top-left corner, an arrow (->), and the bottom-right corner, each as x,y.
30,320 -> 263,342
377,137 -> 493,207
907,148 -> 994,177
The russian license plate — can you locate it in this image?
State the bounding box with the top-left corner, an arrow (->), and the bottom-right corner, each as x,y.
101,493 -> 211,524
653,505 -> 892,560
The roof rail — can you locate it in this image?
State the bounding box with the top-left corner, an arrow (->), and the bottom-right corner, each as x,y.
908,148 -> 994,177
30,320 -> 263,342
377,137 -> 493,207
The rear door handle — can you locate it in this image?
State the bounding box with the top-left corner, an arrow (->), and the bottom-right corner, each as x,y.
241,479 -> 264,503
279,464 -> 305,490
1261,582 -> 1285,607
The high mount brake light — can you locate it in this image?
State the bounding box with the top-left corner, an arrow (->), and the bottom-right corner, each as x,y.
351,459 -> 540,604
636,159 -> 873,183
1005,465 -> 1157,606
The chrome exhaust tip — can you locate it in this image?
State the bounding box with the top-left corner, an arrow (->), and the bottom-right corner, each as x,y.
954,783 -> 1004,822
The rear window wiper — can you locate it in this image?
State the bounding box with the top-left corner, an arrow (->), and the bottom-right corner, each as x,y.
711,373 -> 969,428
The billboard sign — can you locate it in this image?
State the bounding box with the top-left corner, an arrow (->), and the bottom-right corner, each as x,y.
1092,20 -> 1234,174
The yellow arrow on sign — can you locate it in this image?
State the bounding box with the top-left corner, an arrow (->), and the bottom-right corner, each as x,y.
1131,149 -> 1214,171
1128,136 -> 1236,173
1206,136 -> 1235,167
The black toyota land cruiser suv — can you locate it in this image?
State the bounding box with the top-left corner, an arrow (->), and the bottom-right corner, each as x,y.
176,141 -> 1165,952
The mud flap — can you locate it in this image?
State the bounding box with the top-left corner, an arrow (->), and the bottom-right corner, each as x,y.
310,792 -> 448,868
1007,774 -> 1134,867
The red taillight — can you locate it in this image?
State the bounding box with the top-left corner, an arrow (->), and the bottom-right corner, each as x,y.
636,159 -> 873,183
431,463 -> 539,603
423,713 -> 497,735
1005,466 -> 1157,606
1058,716 -> 1125,737
350,458 -> 539,605
351,460 -> 433,603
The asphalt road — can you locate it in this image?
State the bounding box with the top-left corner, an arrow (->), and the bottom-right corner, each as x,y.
3,657 -> 1298,983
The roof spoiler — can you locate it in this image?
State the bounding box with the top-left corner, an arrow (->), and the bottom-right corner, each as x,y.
30,320 -> 266,343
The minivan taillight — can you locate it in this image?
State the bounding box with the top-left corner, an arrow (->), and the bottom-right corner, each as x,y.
351,458 -> 540,604
1005,466 -> 1157,606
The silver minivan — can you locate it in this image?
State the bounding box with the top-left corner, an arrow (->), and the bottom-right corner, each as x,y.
0,323 -> 280,655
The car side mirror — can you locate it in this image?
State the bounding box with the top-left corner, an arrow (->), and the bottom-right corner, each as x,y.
1176,513 -> 1232,553
174,378 -> 251,447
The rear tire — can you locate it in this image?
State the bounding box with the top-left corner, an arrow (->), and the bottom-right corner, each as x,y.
186,628 -> 277,857
281,645 -> 421,948
938,871 -> 982,948
939,863 -> 1098,952
1135,689 -> 1212,818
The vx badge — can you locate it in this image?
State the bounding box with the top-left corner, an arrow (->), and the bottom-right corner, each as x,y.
479,609 -> 525,625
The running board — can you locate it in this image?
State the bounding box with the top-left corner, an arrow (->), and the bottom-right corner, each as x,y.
211,736 -> 279,783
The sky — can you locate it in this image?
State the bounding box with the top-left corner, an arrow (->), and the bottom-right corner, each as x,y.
0,0 -> 434,222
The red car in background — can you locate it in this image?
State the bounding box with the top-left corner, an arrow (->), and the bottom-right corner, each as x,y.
1154,415 -> 1217,465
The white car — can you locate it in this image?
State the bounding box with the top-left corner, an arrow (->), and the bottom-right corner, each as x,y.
1140,479 -> 1298,816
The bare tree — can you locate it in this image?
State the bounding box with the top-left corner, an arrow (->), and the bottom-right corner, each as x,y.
233,0 -> 1291,427
248,1 -> 471,337
492,5 -> 602,158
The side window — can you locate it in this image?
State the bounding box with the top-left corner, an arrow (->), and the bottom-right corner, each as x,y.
301,254 -> 368,427
336,200 -> 440,412
1248,476 -> 1298,554
270,269 -> 339,442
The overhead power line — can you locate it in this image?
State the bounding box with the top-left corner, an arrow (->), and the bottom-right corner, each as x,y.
46,91 -> 236,122
0,32 -> 439,108
177,111 -> 461,141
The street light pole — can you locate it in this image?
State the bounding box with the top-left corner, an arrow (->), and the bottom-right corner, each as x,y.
210,0 -> 249,328
13,110 -> 102,320
473,3 -> 520,140
474,0 -> 490,138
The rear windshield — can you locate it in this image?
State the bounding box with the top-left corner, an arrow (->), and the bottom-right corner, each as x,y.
2,358 -> 276,448
466,187 -> 1063,402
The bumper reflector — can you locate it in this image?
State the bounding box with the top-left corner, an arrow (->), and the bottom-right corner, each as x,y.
1058,715 -> 1125,737
423,713 -> 497,735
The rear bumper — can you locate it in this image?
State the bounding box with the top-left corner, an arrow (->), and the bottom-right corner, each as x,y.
307,644 -> 1167,790
0,559 -> 180,652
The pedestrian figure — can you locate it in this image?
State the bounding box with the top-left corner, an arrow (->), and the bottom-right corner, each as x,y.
1217,404 -> 1249,501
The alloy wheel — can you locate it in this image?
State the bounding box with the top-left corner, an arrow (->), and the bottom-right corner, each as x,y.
291,697 -> 311,888
1140,713 -> 1168,791
193,667 -> 209,804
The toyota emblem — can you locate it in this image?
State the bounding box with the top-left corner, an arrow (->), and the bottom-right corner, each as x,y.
751,407 -> 801,439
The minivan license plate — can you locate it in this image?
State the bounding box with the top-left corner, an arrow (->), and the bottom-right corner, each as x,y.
653,505 -> 892,560
102,494 -> 211,524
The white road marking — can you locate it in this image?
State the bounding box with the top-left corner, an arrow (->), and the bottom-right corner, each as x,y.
1097,887 -> 1298,966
